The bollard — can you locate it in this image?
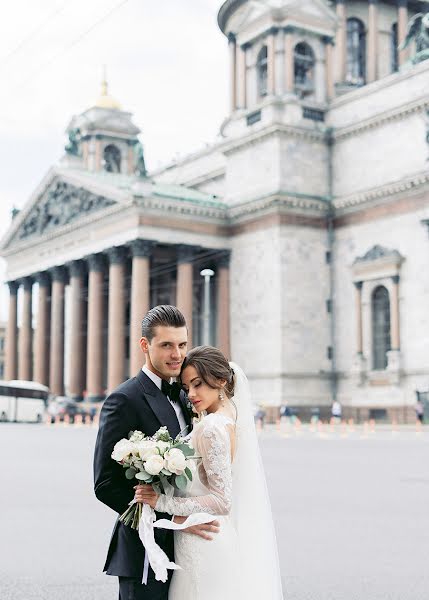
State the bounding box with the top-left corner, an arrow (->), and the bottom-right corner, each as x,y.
348,418 -> 355,433
75,414 -> 83,427
369,418 -> 376,434
63,414 -> 70,427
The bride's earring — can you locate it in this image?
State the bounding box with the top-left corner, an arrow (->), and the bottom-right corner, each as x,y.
218,390 -> 225,407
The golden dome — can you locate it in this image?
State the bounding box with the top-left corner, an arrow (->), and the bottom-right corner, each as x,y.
95,77 -> 121,110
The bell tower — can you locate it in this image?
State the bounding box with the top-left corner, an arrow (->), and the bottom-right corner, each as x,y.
218,0 -> 337,137
64,71 -> 146,176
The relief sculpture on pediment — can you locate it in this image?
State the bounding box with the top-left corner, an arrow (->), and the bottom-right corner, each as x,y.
18,181 -> 116,240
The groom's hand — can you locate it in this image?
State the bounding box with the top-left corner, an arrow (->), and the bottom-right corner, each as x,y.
173,516 -> 220,540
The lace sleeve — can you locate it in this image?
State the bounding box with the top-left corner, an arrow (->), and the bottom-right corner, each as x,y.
155,417 -> 233,516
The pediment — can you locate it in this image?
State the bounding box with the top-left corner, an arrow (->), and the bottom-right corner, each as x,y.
1,172 -> 118,251
229,1 -> 269,32
227,0 -> 336,36
286,0 -> 337,25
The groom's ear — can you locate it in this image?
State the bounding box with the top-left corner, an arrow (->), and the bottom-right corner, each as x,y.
140,337 -> 149,354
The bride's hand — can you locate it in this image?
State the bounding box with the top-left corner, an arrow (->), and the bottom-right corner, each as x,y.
134,484 -> 159,508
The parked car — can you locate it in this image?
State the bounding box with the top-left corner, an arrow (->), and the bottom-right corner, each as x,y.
47,397 -> 88,423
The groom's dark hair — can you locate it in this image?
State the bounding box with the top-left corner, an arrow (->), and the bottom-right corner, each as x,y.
141,305 -> 186,342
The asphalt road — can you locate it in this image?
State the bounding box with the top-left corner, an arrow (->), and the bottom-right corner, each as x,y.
0,422 -> 427,599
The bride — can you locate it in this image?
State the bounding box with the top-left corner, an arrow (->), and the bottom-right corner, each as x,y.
135,345 -> 284,599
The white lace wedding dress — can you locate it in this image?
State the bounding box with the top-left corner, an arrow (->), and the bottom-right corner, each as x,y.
154,363 -> 284,599
156,412 -> 240,599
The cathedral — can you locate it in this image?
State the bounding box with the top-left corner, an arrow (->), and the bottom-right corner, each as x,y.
1,0 -> 429,422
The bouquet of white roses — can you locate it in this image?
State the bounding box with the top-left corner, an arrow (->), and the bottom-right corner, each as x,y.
112,426 -> 195,530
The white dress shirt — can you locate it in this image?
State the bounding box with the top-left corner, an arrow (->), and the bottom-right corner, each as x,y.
142,365 -> 187,434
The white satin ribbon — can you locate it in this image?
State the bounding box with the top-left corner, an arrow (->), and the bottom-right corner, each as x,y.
138,504 -> 215,584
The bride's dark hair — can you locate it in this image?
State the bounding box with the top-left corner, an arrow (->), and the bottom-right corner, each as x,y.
180,346 -> 235,398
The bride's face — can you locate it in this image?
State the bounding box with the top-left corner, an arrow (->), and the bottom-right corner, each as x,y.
181,365 -> 223,414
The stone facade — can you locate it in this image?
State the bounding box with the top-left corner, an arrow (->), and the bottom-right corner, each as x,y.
1,0 -> 429,421
0,322 -> 5,380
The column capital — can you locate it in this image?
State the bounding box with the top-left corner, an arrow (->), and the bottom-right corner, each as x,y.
129,239 -> 154,258
227,32 -> 236,44
354,281 -> 363,290
106,246 -> 127,265
397,0 -> 408,7
240,42 -> 251,51
86,253 -> 105,272
68,260 -> 86,278
35,272 -> 51,287
177,244 -> 200,264
19,276 -> 33,291
335,0 -> 345,4
50,266 -> 67,283
7,281 -> 19,295
392,275 -> 400,285
218,249 -> 231,269
368,0 -> 378,3
283,25 -> 295,34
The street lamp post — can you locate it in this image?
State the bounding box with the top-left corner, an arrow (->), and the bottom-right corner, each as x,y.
200,269 -> 215,345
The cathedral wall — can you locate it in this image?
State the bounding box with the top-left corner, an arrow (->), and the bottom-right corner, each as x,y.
230,224 -> 283,406
329,61 -> 429,199
279,223 -> 332,406
225,133 -> 282,204
153,147 -> 226,194
279,133 -> 329,199
334,198 -> 429,408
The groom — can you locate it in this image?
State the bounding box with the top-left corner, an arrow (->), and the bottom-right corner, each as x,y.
94,305 -> 219,600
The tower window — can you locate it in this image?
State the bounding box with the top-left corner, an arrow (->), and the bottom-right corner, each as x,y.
257,46 -> 268,98
294,42 -> 315,95
346,18 -> 366,85
391,22 -> 399,73
103,144 -> 121,173
372,286 -> 391,370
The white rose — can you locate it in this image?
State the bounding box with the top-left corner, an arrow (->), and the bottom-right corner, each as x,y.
156,441 -> 170,454
164,449 -> 187,475
144,454 -> 165,476
137,440 -> 158,461
111,439 -> 134,462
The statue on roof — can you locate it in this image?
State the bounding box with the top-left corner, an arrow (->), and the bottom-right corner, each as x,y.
399,11 -> 429,64
134,141 -> 147,178
65,128 -> 81,156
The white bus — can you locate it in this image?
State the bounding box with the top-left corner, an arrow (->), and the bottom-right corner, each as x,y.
0,380 -> 49,423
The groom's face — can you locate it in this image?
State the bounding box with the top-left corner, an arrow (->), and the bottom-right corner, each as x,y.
140,325 -> 188,380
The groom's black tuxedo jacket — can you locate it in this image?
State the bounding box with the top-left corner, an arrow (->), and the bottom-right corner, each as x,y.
93,369 -> 192,578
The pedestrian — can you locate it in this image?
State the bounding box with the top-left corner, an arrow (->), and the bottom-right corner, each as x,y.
415,398 -> 424,424
331,400 -> 342,423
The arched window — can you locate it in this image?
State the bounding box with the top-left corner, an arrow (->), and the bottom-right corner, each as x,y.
391,22 -> 399,73
103,144 -> 121,173
294,42 -> 315,94
257,46 -> 268,98
372,286 -> 391,370
346,18 -> 366,85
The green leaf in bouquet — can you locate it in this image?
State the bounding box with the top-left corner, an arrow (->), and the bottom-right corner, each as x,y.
125,467 -> 137,480
161,468 -> 172,476
175,474 -> 188,491
135,470 -> 152,481
185,466 -> 193,481
174,443 -> 194,457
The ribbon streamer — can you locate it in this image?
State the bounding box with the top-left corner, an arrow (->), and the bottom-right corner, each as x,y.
138,504 -> 215,584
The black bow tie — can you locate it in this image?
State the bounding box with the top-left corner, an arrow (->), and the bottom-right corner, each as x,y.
161,380 -> 181,403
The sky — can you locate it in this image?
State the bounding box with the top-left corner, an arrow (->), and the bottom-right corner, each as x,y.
0,0 -> 229,315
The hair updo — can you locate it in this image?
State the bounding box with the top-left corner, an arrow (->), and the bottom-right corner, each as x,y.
180,346 -> 235,397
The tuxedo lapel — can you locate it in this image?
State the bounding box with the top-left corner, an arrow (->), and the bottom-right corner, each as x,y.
136,370 -> 181,438
178,390 -> 193,433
